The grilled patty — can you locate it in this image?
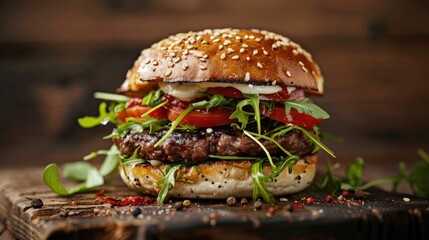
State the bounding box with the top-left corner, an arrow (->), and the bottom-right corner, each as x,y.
113,127 -> 313,163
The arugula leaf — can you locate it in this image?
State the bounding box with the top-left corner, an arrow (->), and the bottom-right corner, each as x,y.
247,131 -> 293,157
294,126 -> 335,158
312,159 -> 341,194
142,89 -> 164,106
98,145 -> 120,176
94,92 -> 131,102
192,94 -> 232,111
63,162 -> 93,182
284,98 -> 330,119
230,94 -> 261,134
156,165 -> 180,204
251,161 -> 277,206
246,94 -> 261,135
243,130 -> 275,169
140,101 -> 168,119
43,163 -> 104,196
154,106 -> 194,147
120,147 -> 146,166
78,102 -> 116,128
344,157 -> 364,189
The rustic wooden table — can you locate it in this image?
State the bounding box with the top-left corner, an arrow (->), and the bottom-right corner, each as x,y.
1,168 -> 428,240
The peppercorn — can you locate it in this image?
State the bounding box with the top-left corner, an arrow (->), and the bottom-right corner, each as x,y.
353,191 -> 365,199
305,197 -> 314,205
131,207 -> 142,217
253,199 -> 263,210
284,204 -> 294,212
31,198 -> 44,209
226,196 -> 237,206
240,198 -> 248,205
325,195 -> 334,203
183,199 -> 191,208
267,207 -> 276,215
173,201 -> 184,211
341,190 -> 350,198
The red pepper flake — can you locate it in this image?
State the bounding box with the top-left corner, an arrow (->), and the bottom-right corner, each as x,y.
325,195 -> 334,203
305,197 -> 314,205
94,196 -> 156,206
96,188 -> 105,196
341,190 -> 350,198
71,201 -> 77,207
294,202 -> 303,209
267,207 -> 276,215
210,212 -> 221,219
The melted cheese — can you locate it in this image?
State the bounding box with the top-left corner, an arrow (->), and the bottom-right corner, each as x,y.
159,82 -> 287,101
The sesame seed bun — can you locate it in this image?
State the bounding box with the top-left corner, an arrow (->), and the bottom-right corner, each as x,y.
119,156 -> 317,199
118,28 -> 324,95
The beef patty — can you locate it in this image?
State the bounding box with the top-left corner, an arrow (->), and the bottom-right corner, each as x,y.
113,127 -> 314,163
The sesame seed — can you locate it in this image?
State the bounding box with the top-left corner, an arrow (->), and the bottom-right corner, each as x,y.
181,63 -> 189,70
244,35 -> 249,39
223,40 -> 231,45
227,48 -> 234,53
286,70 -> 292,78
199,64 -> 207,70
201,40 -> 208,44
187,45 -> 193,50
272,44 -> 277,50
189,38 -> 195,44
263,50 -> 269,55
168,62 -> 174,67
255,38 -> 261,42
242,43 -> 249,48
248,84 -> 254,88
272,80 -> 277,85
206,128 -> 213,134
174,57 -> 181,63
196,36 -> 202,41
292,49 -> 299,56
218,45 -> 224,50
239,48 -> 245,53
203,54 -> 208,59
231,55 -> 239,60
244,72 -> 250,81
257,62 -> 263,69
298,61 -> 304,66
221,53 -> 226,60
164,69 -> 172,77
236,36 -> 242,40
249,35 -> 255,40
253,50 -> 258,55
199,58 -> 207,62
144,58 -> 151,64
181,55 -> 188,60
213,38 -> 220,43
246,57 -> 250,61
301,66 -> 308,73
152,61 -> 158,66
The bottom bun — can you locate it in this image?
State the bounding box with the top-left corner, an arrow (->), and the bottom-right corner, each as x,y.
119,156 -> 317,199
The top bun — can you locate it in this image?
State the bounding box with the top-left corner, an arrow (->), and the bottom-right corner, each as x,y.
119,28 -> 324,94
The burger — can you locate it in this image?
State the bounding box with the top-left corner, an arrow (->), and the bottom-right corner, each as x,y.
77,28 -> 334,205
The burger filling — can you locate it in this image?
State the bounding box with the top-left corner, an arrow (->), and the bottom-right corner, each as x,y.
77,83 -> 334,205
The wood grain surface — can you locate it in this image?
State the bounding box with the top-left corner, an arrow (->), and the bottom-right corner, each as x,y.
1,168 -> 429,240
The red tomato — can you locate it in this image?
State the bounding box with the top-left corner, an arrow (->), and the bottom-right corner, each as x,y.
167,107 -> 236,127
117,106 -> 167,122
207,86 -> 304,101
260,104 -> 322,129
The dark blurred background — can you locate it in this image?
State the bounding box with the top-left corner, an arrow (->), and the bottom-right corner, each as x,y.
1,0 -> 429,181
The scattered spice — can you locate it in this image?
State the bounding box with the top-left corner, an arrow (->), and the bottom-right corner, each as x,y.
131,207 -> 142,217
173,201 -> 184,211
94,196 -> 155,206
403,197 -> 410,202
284,204 -> 294,212
31,198 -> 44,209
353,191 -> 366,200
254,200 -> 263,210
305,197 -> 314,205
294,202 -> 303,209
325,195 -> 334,203
226,197 -> 237,206
267,207 -> 276,215
71,201 -> 77,207
341,190 -> 350,198
183,199 -> 192,208
240,198 -> 248,205
95,188 -> 105,196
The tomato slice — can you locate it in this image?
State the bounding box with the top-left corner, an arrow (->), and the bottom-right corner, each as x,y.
167,107 -> 236,127
117,105 -> 167,122
207,86 -> 304,101
260,104 -> 322,129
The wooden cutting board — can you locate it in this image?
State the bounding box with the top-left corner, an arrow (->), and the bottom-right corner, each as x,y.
1,167 -> 429,240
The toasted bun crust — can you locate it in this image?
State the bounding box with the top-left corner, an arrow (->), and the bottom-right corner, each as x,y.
118,29 -> 324,95
119,156 -> 317,199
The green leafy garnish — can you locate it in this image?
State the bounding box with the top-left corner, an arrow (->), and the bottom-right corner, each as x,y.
154,106 -> 194,147
251,161 -> 276,206
284,98 -> 330,119
142,89 -> 164,106
156,165 -> 180,204
243,130 -> 275,169
230,94 -> 261,134
294,126 -> 335,158
94,92 -> 131,102
192,94 -> 232,111
78,102 -> 116,128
